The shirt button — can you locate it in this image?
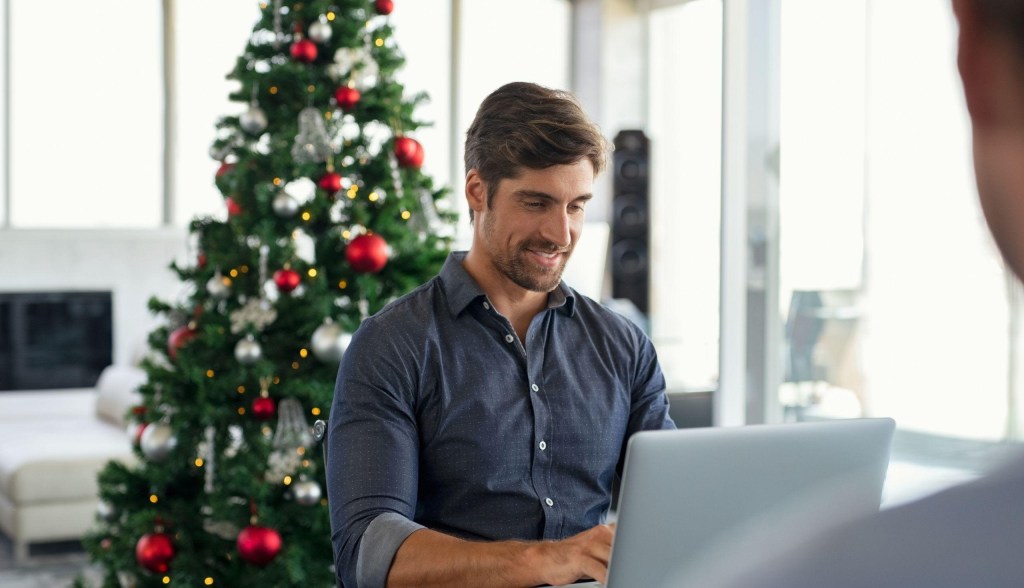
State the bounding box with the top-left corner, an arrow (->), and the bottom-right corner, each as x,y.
545,497 -> 554,507
531,384 -> 539,392
483,301 -> 490,310
539,441 -> 547,451
505,334 -> 514,343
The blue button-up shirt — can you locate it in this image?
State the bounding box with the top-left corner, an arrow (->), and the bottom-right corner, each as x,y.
326,251 -> 675,588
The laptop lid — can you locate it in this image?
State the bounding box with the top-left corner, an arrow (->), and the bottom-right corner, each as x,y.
604,417 -> 896,588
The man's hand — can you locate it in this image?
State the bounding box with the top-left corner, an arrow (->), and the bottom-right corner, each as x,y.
527,523 -> 617,586
386,523 -> 617,588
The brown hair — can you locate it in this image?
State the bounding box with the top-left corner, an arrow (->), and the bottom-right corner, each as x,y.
463,82 -> 609,219
976,0 -> 1024,61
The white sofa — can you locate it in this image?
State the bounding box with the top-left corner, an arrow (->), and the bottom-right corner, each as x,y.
0,364 -> 144,562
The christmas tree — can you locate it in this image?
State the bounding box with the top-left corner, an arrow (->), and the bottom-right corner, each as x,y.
81,1 -> 454,585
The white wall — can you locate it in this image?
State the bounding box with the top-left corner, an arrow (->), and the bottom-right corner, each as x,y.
0,230 -> 188,368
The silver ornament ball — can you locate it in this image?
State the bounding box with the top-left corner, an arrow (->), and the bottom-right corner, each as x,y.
308,20 -> 332,43
292,479 -> 322,506
140,423 -> 178,462
206,273 -> 230,300
240,105 -> 268,135
234,336 -> 263,365
311,322 -> 351,363
272,193 -> 300,218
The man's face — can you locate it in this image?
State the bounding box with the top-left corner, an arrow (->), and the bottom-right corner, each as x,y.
472,160 -> 594,293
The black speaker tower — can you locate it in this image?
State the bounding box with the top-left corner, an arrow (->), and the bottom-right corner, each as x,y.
610,130 -> 650,315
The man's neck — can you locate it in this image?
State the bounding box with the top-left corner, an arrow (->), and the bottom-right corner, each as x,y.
462,249 -> 549,342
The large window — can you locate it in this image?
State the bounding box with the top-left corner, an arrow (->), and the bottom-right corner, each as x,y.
778,0 -> 1010,441
3,1 -> 162,228
648,0 -> 723,392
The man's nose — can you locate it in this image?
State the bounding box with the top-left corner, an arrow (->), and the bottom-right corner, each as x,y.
539,208 -> 572,249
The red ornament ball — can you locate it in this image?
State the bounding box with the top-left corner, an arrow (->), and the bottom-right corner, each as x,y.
394,136 -> 424,169
375,0 -> 394,15
290,39 -> 318,63
251,396 -> 277,421
346,233 -> 389,273
226,197 -> 243,217
334,86 -> 361,110
273,268 -> 302,293
197,252 -> 207,269
167,325 -> 197,360
237,525 -> 282,567
318,171 -> 344,194
216,162 -> 234,178
136,532 -> 175,574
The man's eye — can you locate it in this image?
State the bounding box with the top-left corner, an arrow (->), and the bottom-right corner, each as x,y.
524,201 -> 545,209
569,204 -> 586,213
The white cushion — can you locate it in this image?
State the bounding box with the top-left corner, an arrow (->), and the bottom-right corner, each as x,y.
94,365 -> 146,427
0,416 -> 135,503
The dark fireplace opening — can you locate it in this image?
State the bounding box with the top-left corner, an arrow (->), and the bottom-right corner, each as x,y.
0,291 -> 113,391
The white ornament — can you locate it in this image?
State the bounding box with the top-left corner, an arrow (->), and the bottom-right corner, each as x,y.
140,423 -> 177,462
311,320 -> 352,363
206,271 -> 230,300
234,335 -> 263,365
283,177 -> 317,204
292,228 -> 316,265
229,298 -> 278,334
308,19 -> 332,43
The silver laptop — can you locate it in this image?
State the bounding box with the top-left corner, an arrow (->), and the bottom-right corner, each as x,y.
562,417 -> 895,588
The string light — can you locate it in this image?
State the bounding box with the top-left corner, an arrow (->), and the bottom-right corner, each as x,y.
311,407 -> 322,416
299,348 -> 309,358
283,476 -> 293,485
204,578 -> 215,586
401,210 -> 411,220
150,494 -> 159,504
229,268 -> 239,278
238,407 -> 246,415
273,177 -> 282,186
375,38 -> 384,47
206,369 -> 216,378
338,279 -> 348,289
301,211 -> 312,221
269,86 -> 279,95
163,576 -> 171,585
307,269 -> 317,278
240,265 -> 249,273
237,385 -> 246,394
341,230 -> 351,239
368,192 -> 379,202
327,11 -> 336,20
273,376 -> 280,384
307,84 -> 316,93
297,447 -> 306,456
291,361 -> 300,370
195,458 -> 204,467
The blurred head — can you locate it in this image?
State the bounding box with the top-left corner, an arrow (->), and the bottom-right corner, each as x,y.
954,0 -> 1024,277
463,82 -> 609,221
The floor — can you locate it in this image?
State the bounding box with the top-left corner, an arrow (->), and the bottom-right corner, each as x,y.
2,429 -> 1019,587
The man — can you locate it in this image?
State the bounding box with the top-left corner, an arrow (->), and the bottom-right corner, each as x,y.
696,1 -> 1024,586
326,81 -> 674,588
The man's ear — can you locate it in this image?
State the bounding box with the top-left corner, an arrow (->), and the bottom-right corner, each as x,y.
954,0 -> 995,127
465,169 -> 487,214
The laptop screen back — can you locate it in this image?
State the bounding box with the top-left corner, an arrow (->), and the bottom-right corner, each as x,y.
606,417 -> 896,588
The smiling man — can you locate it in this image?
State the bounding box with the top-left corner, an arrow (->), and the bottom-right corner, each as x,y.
326,82 -> 675,588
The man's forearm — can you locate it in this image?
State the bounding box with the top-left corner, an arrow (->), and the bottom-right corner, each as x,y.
386,524 -> 614,588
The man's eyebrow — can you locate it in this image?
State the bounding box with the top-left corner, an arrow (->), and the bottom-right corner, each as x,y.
514,189 -> 594,202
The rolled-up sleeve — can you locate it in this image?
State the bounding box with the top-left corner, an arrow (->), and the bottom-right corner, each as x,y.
326,318 -> 422,588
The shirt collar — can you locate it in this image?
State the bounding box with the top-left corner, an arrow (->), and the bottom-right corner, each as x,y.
439,251 -> 576,318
